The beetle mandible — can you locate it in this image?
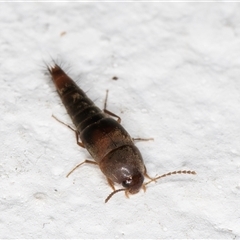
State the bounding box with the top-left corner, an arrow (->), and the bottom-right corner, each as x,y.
47,63 -> 196,202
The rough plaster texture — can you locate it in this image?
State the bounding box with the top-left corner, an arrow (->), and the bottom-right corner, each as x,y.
0,2 -> 240,239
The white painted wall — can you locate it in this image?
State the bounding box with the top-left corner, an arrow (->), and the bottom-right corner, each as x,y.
1,2 -> 239,238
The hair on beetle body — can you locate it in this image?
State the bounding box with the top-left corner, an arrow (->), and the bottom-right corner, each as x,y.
47,62 -> 196,203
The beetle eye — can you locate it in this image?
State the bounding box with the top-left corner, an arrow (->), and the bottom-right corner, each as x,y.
122,177 -> 132,188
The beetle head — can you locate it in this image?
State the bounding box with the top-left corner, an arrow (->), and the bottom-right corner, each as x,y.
104,169 -> 144,203
120,168 -> 144,194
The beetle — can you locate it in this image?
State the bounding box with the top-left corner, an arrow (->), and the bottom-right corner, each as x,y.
47,63 -> 196,202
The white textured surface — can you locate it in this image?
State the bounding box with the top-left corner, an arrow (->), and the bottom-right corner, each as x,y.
1,3 -> 240,238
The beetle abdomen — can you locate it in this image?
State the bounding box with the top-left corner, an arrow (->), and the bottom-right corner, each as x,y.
48,64 -> 105,132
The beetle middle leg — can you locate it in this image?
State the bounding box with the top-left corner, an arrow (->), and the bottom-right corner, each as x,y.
66,160 -> 98,178
52,115 -> 85,148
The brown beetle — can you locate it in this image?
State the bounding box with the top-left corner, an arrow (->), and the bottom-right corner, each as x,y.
47,63 -> 196,202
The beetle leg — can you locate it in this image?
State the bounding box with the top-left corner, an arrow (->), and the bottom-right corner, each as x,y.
104,108 -> 121,123
52,114 -> 85,148
103,90 -> 121,123
107,178 -> 115,191
74,130 -> 85,148
132,137 -> 154,142
66,160 -> 98,178
124,190 -> 129,198
144,165 -> 156,182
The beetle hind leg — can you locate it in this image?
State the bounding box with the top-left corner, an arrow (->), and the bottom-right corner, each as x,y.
103,90 -> 121,123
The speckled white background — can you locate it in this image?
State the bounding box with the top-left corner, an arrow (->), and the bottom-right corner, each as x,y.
1,2 -> 240,238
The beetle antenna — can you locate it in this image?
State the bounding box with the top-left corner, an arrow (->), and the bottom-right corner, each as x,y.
145,170 -> 196,186
105,189 -> 126,203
